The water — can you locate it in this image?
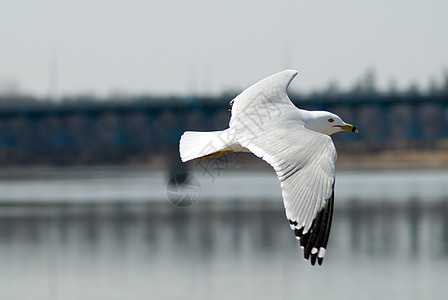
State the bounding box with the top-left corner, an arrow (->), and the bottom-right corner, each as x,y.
0,169 -> 447,300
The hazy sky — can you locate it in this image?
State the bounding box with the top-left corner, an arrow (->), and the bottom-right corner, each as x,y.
1,0 -> 447,97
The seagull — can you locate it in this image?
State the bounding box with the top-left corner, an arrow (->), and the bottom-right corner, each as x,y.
179,70 -> 358,265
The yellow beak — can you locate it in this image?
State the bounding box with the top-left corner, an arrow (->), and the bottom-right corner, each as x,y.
340,123 -> 358,133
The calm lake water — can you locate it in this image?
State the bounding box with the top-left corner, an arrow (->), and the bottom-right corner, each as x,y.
0,169 -> 447,300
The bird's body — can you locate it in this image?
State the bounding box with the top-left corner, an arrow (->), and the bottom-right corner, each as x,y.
179,70 -> 357,265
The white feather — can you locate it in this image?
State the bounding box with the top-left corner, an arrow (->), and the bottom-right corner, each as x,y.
179,129 -> 248,162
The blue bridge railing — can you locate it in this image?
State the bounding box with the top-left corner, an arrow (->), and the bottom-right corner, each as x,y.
0,93 -> 447,164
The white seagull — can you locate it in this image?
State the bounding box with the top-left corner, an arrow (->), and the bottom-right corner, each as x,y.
179,70 -> 358,265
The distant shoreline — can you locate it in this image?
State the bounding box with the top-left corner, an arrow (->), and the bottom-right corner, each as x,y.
336,149 -> 448,170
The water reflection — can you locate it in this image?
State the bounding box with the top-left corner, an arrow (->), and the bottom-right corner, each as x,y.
341,198 -> 448,259
0,200 -> 447,300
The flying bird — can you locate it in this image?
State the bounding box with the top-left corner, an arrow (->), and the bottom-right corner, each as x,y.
179,70 -> 358,265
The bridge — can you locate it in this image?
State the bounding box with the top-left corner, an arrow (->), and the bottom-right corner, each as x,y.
0,93 -> 447,165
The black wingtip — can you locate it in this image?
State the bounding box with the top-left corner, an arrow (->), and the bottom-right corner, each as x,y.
290,183 -> 335,266
294,226 -> 303,237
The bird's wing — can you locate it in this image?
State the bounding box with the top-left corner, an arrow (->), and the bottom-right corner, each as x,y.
229,70 -> 298,128
238,126 -> 337,265
229,69 -> 336,265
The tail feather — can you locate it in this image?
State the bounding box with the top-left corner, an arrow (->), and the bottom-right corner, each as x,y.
179,130 -> 234,162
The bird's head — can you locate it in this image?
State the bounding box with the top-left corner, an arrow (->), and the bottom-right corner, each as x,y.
303,111 -> 358,136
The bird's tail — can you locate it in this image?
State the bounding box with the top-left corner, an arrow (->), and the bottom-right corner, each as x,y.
179,129 -> 235,162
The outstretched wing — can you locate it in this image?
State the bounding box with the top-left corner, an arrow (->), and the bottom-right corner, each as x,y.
229,70 -> 337,265
239,127 -> 336,265
229,70 -> 298,128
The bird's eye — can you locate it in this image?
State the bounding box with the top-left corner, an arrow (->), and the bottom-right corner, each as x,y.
328,118 -> 334,123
